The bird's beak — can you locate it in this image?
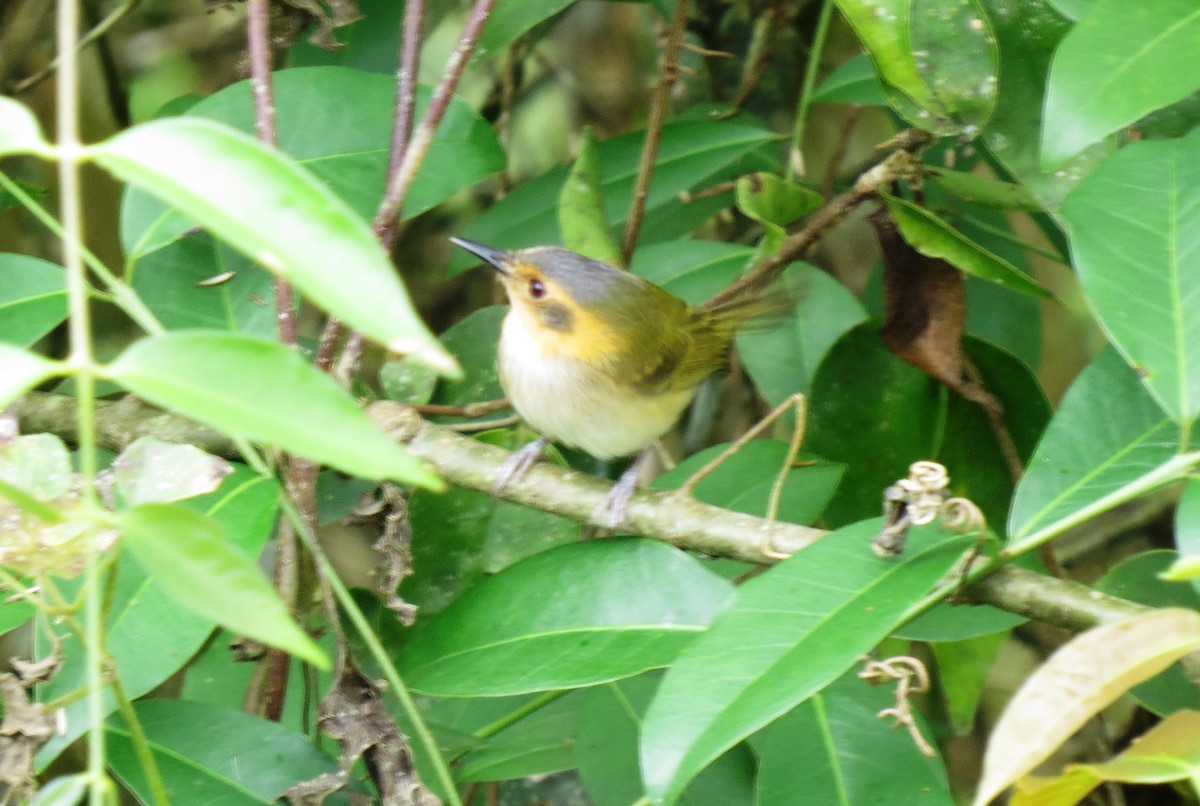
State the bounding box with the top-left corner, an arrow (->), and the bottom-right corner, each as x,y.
450,237 -> 511,276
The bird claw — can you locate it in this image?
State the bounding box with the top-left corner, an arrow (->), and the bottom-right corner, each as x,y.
494,437 -> 549,494
591,463 -> 640,529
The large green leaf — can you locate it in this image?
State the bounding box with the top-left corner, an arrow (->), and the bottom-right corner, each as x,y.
92,115 -> 455,372
122,67 -> 503,255
128,233 -> 277,337
882,195 -> 1052,299
1061,129 -> 1200,423
106,331 -> 441,487
640,521 -> 972,804
978,0 -> 1107,210
651,440 -> 844,527
737,262 -> 868,403
630,240 -> 750,305
1042,0 -> 1200,168
456,693 -> 581,783
0,254 -> 67,346
398,539 -> 734,696
752,673 -> 953,805
1007,349 -> 1181,554
806,322 -> 944,526
449,118 -> 780,274
106,699 -> 339,803
576,674 -> 757,806
120,503 -> 326,667
837,0 -> 997,134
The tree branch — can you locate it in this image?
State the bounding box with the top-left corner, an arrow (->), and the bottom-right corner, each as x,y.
17,392 -> 1155,634
703,128 -> 934,309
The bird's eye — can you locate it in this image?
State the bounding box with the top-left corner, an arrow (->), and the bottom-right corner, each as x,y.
528,278 -> 546,299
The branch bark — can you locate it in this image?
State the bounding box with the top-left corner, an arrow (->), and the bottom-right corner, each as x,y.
17,392 -> 1153,634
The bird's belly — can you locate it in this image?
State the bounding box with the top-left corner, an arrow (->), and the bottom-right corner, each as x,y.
499,325 -> 692,459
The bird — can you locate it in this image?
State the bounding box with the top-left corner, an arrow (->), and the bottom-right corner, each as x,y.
450,237 -> 782,526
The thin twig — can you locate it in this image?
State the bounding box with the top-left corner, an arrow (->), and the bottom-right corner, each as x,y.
412,399 -> 510,418
245,0 -> 297,348
377,0 -> 426,249
787,0 -> 835,180
53,0 -> 109,799
620,0 -> 693,264
372,0 -> 497,234
11,0 -> 141,93
703,128 -> 935,309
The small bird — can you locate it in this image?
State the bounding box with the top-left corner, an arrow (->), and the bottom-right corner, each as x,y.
450,237 -> 780,525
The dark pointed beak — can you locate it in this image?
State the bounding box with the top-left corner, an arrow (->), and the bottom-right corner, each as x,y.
450,237 -> 511,276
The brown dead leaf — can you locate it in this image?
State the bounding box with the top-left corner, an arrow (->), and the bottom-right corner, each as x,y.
285,663 -> 439,806
0,674 -> 55,804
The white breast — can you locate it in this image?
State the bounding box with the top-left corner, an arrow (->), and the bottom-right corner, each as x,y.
497,311 -> 693,459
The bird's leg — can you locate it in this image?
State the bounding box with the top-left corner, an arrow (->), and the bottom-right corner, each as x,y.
592,448 -> 654,529
494,436 -> 549,494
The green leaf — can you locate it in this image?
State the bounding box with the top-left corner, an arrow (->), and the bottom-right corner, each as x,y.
91,116 -> 456,373
0,97 -> 50,156
737,262 -> 868,402
631,240 -> 750,305
882,195 -> 1053,299
379,354 -> 439,405
837,0 -> 998,133
735,173 -> 823,228
577,674 -> 758,806
106,331 -> 442,488
651,440 -> 844,527
456,693 -> 581,783
1169,477 -> 1200,581
806,322 -> 944,527
752,673 -> 953,804
927,168 -> 1045,212
835,0 -> 940,113
1042,0 -> 1200,168
128,233 -> 277,337
0,433 -> 73,500
930,632 -> 1009,734
0,254 -> 68,346
122,67 -> 503,254
478,0 -> 576,58
809,53 -> 889,105
1061,129 -> 1200,422
640,521 -> 972,803
1007,349 -> 1181,554
936,338 -> 1051,529
106,699 -> 339,803
978,0 -> 1107,210
558,127 -> 623,266
450,118 -> 781,274
0,345 -> 61,409
405,432 -> 579,616
119,503 -> 327,668
398,539 -> 733,696
907,0 -> 999,130
37,548 -> 218,768
112,437 -> 233,506
28,774 -> 88,806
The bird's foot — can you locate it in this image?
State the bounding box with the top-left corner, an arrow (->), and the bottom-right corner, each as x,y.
590,460 -> 643,529
494,437 -> 549,494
